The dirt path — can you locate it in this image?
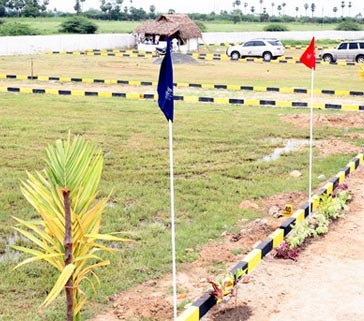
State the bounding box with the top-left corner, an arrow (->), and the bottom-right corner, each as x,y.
210,165 -> 364,321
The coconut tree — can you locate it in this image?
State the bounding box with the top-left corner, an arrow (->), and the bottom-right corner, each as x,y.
271,2 -> 274,15
304,3 -> 309,16
333,6 -> 338,17
282,2 -> 286,15
348,1 -> 352,16
277,4 -> 282,15
12,134 -> 128,321
341,1 -> 345,17
244,2 -> 248,14
259,0 -> 263,14
310,2 -> 315,17
295,6 -> 299,18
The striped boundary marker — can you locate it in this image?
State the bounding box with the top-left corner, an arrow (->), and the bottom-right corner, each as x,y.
46,50 -> 156,58
1,73 -> 362,98
177,151 -> 364,321
45,50 -> 358,67
1,86 -> 363,111
0,86 -> 363,110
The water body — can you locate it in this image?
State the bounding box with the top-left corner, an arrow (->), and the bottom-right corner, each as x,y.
261,139 -> 309,162
0,232 -> 22,262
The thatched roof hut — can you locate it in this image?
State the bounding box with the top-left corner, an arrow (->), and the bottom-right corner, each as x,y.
134,14 -> 202,52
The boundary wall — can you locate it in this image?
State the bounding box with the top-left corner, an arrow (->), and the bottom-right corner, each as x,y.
0,31 -> 363,56
0,33 -> 135,55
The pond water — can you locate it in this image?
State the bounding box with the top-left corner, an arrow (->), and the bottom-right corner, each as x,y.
261,139 -> 309,162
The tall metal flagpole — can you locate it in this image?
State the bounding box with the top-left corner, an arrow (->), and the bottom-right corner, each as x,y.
308,67 -> 315,216
168,119 -> 177,320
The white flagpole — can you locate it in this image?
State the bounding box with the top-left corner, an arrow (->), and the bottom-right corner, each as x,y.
308,68 -> 315,215
168,119 -> 178,320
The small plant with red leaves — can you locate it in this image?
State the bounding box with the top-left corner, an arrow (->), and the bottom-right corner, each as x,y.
207,273 -> 236,303
274,240 -> 299,261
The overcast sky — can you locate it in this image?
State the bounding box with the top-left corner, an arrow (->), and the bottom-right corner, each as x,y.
47,0 -> 363,17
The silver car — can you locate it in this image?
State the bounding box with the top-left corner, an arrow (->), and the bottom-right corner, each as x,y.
226,38 -> 285,62
319,41 -> 364,63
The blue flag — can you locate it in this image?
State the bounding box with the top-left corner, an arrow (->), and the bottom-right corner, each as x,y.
157,38 -> 174,122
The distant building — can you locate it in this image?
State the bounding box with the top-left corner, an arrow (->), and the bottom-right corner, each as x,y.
134,14 -> 202,53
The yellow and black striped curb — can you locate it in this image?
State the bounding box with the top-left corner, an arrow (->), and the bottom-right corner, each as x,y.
1,86 -> 363,111
46,50 -> 358,66
46,49 -> 157,58
2,74 -> 362,98
177,152 -> 364,321
0,73 -> 158,86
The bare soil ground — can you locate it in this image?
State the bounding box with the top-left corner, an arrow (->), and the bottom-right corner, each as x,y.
89,113 -> 364,321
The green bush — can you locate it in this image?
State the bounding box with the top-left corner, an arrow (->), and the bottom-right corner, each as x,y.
0,22 -> 39,36
59,16 -> 98,34
195,20 -> 207,32
336,21 -> 362,31
263,23 -> 289,31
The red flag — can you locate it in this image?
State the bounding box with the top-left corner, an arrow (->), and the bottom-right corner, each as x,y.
300,37 -> 316,70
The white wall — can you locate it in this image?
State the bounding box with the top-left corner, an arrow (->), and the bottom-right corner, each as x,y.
0,31 -> 363,56
201,31 -> 364,44
0,34 -> 135,55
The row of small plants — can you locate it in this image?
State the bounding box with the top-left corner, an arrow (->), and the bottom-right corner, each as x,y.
205,183 -> 352,304
275,183 -> 352,260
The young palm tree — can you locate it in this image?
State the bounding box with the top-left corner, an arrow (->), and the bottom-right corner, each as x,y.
12,134 -> 128,321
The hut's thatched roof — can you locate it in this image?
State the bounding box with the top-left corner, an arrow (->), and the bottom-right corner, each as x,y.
134,14 -> 202,40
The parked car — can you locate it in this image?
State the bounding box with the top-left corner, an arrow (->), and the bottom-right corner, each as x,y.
226,38 -> 285,62
319,41 -> 364,63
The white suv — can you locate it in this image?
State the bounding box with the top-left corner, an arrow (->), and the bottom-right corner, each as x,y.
319,41 -> 364,63
226,38 -> 285,62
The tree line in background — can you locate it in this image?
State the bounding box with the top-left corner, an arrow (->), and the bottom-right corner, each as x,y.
0,0 -> 363,24
227,0 -> 363,24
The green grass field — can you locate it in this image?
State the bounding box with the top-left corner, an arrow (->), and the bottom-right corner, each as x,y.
1,17 -> 339,35
0,48 -> 363,320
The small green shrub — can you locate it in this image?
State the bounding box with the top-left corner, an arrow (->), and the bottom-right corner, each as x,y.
336,21 -> 362,31
287,219 -> 313,249
0,22 -> 39,36
59,16 -> 98,34
263,24 -> 289,31
286,187 -> 351,251
309,213 -> 329,237
195,20 -> 207,32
